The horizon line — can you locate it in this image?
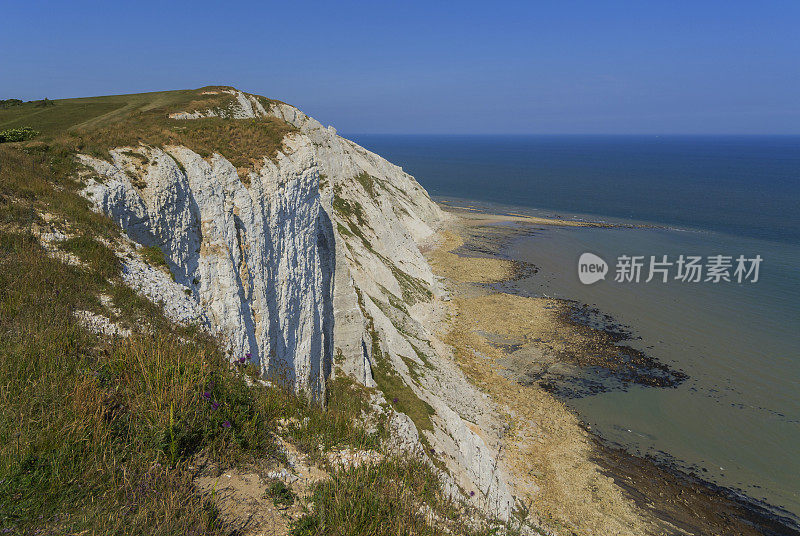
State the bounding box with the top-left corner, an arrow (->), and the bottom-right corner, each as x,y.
342,132 -> 800,137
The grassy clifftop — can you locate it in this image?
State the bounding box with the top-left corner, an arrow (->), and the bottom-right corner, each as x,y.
0,87 -> 296,175
0,87 -> 243,135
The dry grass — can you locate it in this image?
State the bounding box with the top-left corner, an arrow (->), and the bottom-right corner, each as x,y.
294,458 -> 463,536
0,87 -> 297,180
66,111 -> 297,173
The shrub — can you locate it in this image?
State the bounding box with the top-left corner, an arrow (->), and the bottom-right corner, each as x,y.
0,98 -> 23,109
0,126 -> 39,143
266,480 -> 296,508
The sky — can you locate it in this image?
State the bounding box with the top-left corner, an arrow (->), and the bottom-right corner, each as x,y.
1,0 -> 799,134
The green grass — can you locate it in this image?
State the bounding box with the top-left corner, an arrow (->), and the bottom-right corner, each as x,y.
355,290 -> 435,433
354,172 -> 378,198
0,126 -> 39,143
266,480 -> 296,508
140,245 -> 173,278
292,457 -> 461,536
0,88 -> 228,137
0,224 -> 385,534
387,261 -> 433,304
0,221 -> 298,530
0,231 -> 219,534
59,235 -> 121,281
0,144 -> 117,236
331,190 -> 368,227
400,355 -> 424,383
282,376 -> 384,463
0,99 -> 127,136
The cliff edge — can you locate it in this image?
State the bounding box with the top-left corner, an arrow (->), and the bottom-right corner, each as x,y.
73,87 -> 516,521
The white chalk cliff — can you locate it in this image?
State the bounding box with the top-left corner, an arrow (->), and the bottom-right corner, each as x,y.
80,89 -> 515,519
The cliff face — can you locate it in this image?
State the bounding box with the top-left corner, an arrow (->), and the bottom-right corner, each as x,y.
79,89 -> 514,519
81,135 -> 333,398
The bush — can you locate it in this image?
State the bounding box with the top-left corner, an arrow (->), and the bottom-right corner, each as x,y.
0,126 -> 39,143
0,98 -> 23,109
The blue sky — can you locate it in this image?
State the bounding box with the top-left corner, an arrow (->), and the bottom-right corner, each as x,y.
2,0 -> 798,134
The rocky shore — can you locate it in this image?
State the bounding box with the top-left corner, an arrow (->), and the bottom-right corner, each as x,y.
428,206 -> 800,536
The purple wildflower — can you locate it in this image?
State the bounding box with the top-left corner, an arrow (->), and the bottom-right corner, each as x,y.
470,491 -> 475,497
245,353 -> 252,359
430,448 -> 435,455
222,421 -> 231,429
211,401 -> 220,410
238,356 -> 247,364
392,397 -> 398,404
202,391 -> 211,400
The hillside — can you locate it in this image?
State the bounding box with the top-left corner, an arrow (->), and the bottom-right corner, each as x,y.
0,87 -> 527,535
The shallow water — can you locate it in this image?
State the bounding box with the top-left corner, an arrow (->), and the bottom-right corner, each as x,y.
350,134 -> 800,521
500,214 -> 800,519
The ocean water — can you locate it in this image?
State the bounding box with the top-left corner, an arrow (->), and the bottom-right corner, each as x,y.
352,135 -> 800,519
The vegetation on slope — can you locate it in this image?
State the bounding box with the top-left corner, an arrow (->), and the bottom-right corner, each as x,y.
0,87 -> 296,177
0,126 -> 39,143
294,458 -> 462,536
0,91 -> 505,535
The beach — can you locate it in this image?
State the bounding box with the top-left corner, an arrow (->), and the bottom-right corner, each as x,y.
428,205 -> 800,535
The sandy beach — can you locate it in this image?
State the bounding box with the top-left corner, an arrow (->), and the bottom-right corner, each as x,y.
428,206 -> 799,536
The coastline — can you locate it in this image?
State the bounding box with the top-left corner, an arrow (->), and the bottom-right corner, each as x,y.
427,205 -> 800,535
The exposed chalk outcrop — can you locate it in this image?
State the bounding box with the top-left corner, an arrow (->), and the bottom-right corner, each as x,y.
80,135 -> 333,398
80,89 -> 516,520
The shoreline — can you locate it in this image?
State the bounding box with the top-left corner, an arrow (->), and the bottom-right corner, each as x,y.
428,205 -> 800,535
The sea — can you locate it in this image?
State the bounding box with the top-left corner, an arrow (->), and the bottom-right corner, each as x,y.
351,134 -> 800,522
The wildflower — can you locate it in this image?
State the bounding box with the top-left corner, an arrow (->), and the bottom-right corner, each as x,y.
222,421 -> 231,429
202,391 -> 211,400
392,397 -> 398,404
430,448 -> 435,455
211,401 -> 220,410
245,353 -> 252,359
238,356 -> 247,364
470,491 -> 475,497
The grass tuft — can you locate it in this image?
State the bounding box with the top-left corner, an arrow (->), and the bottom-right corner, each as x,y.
266,480 -> 296,508
139,244 -> 173,279
59,234 -> 121,280
292,458 -> 461,536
